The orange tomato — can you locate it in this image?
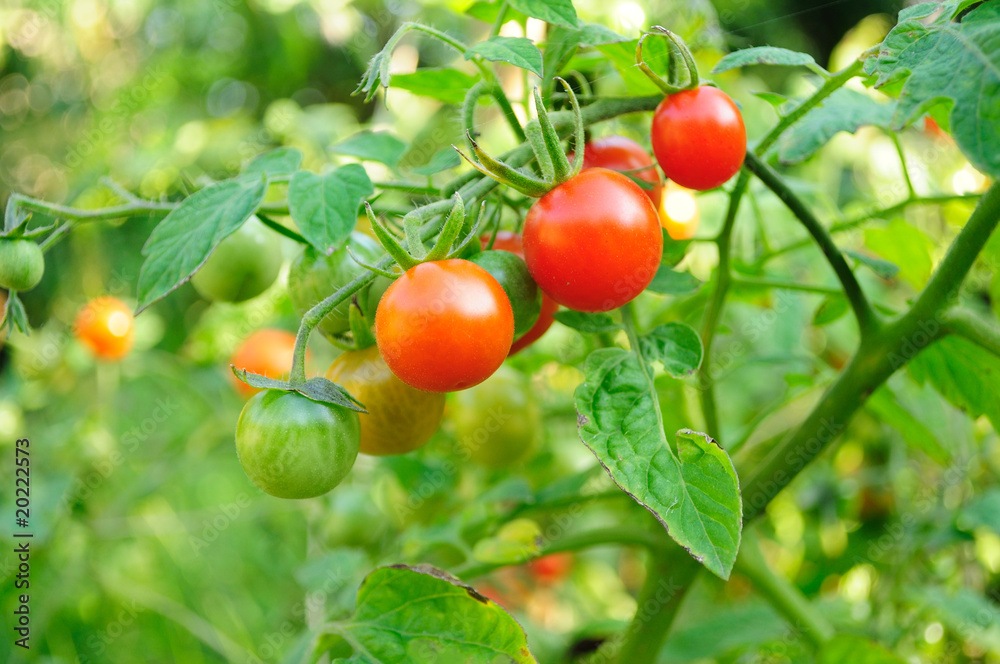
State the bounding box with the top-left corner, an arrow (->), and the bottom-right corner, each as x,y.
229,329 -> 301,397
73,296 -> 135,361
659,181 -> 700,240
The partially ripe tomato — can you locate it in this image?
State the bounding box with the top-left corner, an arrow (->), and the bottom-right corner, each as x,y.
481,231 -> 558,354
469,250 -> 541,338
522,168 -> 662,313
528,553 -> 574,585
73,296 -> 134,361
579,136 -> 662,208
451,365 -> 539,467
659,181 -> 700,240
326,345 -> 445,455
229,329 -> 301,397
651,86 -> 746,191
375,259 -> 514,392
235,389 -> 360,499
191,217 -> 281,303
0,239 -> 44,292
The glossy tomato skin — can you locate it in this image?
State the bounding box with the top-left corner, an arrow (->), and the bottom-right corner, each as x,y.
288,232 -> 382,339
229,329 -> 300,398
235,389 -> 360,499
580,136 -> 662,208
651,86 -> 747,191
451,365 -> 539,468
469,250 -> 541,338
522,168 -> 662,313
375,259 -> 514,393
326,345 -> 445,455
73,296 -> 135,361
192,217 -> 281,303
482,232 -> 559,354
0,239 -> 44,292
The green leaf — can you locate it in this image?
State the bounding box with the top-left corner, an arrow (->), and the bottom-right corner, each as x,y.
467,37 -> 544,79
332,565 -> 536,663
288,166 -> 373,253
818,635 -> 907,663
241,147 -> 303,178
776,89 -> 895,164
843,247 -> 901,280
956,488 -> 1000,533
866,387 -> 951,465
331,131 -> 407,167
662,235 -> 691,266
864,219 -> 932,289
576,348 -> 741,579
599,38 -> 670,94
390,68 -> 480,104
753,90 -> 792,110
507,0 -> 577,28
812,295 -> 849,326
136,177 -> 265,312
647,264 -> 702,294
552,310 -> 621,333
865,1 -> 1000,178
909,336 -> 1000,431
472,519 -> 542,565
638,323 -> 703,377
577,23 -> 628,46
411,148 -> 461,176
230,369 -> 367,413
712,46 -> 817,74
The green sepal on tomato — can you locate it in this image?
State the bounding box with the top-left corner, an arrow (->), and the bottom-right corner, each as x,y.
469,250 -> 541,338
192,216 -> 282,302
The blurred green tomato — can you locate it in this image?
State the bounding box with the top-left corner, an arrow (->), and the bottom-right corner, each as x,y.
0,239 -> 44,291
192,217 -> 281,302
288,233 -> 382,339
469,250 -> 542,338
450,366 -> 539,468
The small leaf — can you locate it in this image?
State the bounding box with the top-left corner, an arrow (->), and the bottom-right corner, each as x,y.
552,310 -> 621,333
335,565 -> 537,663
137,177 -> 266,311
647,264 -> 702,294
662,235 -> 691,267
576,348 -> 742,579
864,219 -> 932,288
241,147 -> 303,178
776,88 -> 895,164
638,323 -> 703,377
956,489 -> 1000,533
390,68 -> 480,104
288,165 -> 373,253
331,131 -> 407,167
231,368 -> 366,412
752,90 -> 792,110
411,148 -> 461,176
507,0 -> 577,28
909,336 -> 1000,431
843,248 -> 901,281
467,37 -> 544,79
2,291 -> 29,335
818,635 -> 907,663
812,295 -> 849,326
712,46 -> 818,74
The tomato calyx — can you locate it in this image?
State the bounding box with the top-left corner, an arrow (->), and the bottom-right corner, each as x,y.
454,78 -> 585,198
635,27 -> 700,95
230,367 -> 367,413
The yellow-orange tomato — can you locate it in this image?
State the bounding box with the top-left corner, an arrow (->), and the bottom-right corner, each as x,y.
659,181 -> 700,240
229,329 -> 300,398
73,296 -> 135,361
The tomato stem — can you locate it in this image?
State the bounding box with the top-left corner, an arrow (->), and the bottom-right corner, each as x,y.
635,27 -> 700,96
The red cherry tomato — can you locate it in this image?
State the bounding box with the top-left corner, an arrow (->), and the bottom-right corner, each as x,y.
481,231 -> 557,354
522,168 -> 662,313
374,259 -> 514,392
579,135 -> 662,208
527,552 -> 574,585
651,86 -> 747,191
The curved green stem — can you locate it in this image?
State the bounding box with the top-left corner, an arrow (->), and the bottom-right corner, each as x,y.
942,306 -> 1000,358
11,193 -> 174,222
256,213 -> 308,244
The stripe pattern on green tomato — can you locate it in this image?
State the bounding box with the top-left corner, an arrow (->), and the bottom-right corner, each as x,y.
374,259 -> 514,393
522,168 -> 663,313
235,389 -> 360,499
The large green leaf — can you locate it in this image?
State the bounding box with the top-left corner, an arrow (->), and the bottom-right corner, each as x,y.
507,0 -> 577,28
909,335 -> 1000,430
331,131 -> 407,167
241,147 -> 303,178
865,1 -> 1000,178
389,68 -> 479,104
818,635 -> 906,663
288,165 -> 373,253
331,565 -> 536,663
712,46 -> 818,74
576,347 -> 741,579
467,37 -> 544,78
136,177 -> 265,311
776,88 -> 895,164
638,323 -> 703,378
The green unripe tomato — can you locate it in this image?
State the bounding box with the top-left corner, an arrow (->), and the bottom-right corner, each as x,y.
235,389 -> 361,499
450,366 -> 539,468
364,274 -> 394,321
0,239 -> 45,292
288,233 -> 382,339
469,250 -> 541,337
192,217 -> 281,302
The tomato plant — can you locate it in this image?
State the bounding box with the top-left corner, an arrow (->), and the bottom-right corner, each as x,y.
229,329 -> 300,398
73,296 -> 134,360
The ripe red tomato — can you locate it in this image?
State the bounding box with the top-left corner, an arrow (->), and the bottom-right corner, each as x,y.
522,168 -> 662,313
374,259 -> 514,392
480,231 -> 557,354
651,86 -> 746,191
579,136 -> 662,208
73,296 -> 135,361
527,552 -> 574,585
229,329 -> 301,398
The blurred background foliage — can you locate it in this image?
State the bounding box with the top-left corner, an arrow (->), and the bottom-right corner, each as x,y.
3,0 -> 1000,663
